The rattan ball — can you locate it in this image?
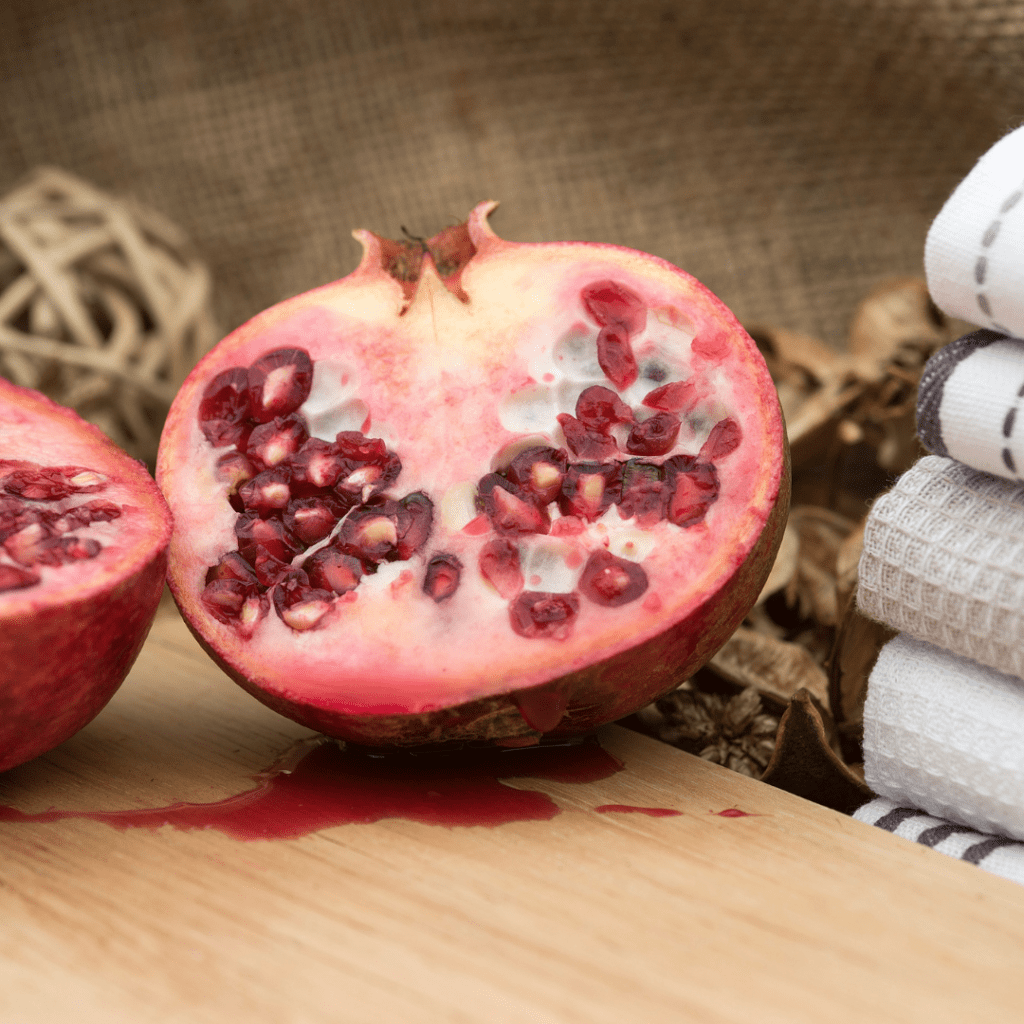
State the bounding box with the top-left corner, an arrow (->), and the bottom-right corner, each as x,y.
0,166 -> 218,464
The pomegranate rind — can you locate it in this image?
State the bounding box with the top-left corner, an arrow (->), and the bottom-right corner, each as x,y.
0,379 -> 172,772
158,202 -> 788,745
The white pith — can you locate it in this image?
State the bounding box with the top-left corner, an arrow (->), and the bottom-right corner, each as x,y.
159,205 -> 785,715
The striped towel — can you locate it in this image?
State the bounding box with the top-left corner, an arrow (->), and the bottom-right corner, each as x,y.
855,798 -> 1024,888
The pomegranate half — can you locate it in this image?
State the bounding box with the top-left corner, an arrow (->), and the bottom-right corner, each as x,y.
0,379 -> 171,772
157,204 -> 789,746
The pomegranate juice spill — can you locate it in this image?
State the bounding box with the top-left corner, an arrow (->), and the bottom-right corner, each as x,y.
0,737 -> 623,840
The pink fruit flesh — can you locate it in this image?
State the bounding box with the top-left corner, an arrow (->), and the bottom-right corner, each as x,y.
157,202 -> 788,747
0,379 -> 171,772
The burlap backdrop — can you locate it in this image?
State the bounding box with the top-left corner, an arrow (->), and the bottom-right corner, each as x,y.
1,0 -> 1022,349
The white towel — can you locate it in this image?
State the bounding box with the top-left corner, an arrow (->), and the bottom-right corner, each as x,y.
863,632 -> 1024,843
857,455 -> 1024,679
854,797 -> 1024,889
916,330 -> 1024,480
925,125 -> 1024,337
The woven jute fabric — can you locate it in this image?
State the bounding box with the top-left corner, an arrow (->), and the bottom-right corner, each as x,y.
2,0 -> 1024,352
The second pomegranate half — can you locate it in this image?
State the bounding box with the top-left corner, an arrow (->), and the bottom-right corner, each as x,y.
157,204 -> 789,746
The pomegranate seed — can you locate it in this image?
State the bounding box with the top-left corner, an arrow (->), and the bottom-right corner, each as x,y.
272,570 -> 334,631
557,414 -> 619,460
335,432 -> 387,464
202,578 -> 253,622
248,348 -> 313,423
478,475 -> 550,535
0,563 -> 40,591
56,500 -> 122,531
2,465 -> 104,501
336,504 -> 401,566
235,512 -> 302,564
664,458 -> 719,527
246,415 -> 309,469
478,538 -> 524,599
423,553 -> 462,602
574,386 -> 634,433
304,547 -> 362,594
509,591 -> 580,641
596,326 -> 639,391
288,438 -> 349,490
558,463 -> 621,522
206,551 -> 259,586
581,280 -> 647,334
216,451 -> 257,495
700,417 -> 742,461
617,460 -> 667,526
283,496 -> 346,546
579,550 -> 648,606
625,412 -> 681,456
505,447 -> 568,506
642,380 -> 696,413
238,468 -> 292,516
198,367 -> 252,447
395,491 -> 434,559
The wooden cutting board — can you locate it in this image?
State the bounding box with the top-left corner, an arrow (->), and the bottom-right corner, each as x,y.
2,596 -> 1023,1023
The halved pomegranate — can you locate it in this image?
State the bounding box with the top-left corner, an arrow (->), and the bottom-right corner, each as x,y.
157,203 -> 788,746
0,379 -> 171,772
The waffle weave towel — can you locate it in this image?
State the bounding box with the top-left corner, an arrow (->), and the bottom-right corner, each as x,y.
863,632 -> 1024,842
925,125 -> 1024,337
854,797 -> 1024,888
857,455 -> 1024,678
916,329 -> 1024,480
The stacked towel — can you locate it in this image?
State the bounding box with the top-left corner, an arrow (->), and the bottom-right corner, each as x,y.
854,126 -> 1024,888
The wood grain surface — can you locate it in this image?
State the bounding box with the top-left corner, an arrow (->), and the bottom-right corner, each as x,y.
2,596 -> 1023,1024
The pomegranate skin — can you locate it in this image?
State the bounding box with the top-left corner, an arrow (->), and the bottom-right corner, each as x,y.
159,202 -> 789,747
0,380 -> 172,772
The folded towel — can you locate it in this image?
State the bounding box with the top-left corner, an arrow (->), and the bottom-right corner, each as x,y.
863,632 -> 1024,842
916,329 -> 1024,480
925,125 -> 1024,337
854,797 -> 1024,888
857,455 -> 1024,678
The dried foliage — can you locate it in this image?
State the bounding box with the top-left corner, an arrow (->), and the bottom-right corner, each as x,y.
630,278 -> 957,813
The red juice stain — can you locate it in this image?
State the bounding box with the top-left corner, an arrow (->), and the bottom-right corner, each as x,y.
713,808 -> 757,818
0,736 -> 623,841
595,804 -> 682,817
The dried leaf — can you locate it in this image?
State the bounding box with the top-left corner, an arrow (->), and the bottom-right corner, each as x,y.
755,520 -> 799,605
760,689 -> 874,814
847,277 -> 947,368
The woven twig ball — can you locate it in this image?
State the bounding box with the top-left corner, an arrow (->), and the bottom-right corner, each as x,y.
0,167 -> 218,464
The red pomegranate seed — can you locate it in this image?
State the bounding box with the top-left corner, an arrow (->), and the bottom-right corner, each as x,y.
625,412 -> 681,456
509,591 -> 580,641
699,417 -> 742,461
245,414 -> 309,469
0,563 -> 40,591
235,512 -> 302,564
304,547 -> 363,595
201,578 -> 258,623
617,460 -> 666,526
505,447 -> 568,506
580,280 -> 647,334
253,551 -> 298,587
2,465 -> 105,501
557,414 -> 619,460
248,348 -> 314,423
288,438 -> 349,490
395,491 -> 434,559
642,380 -> 697,413
238,468 -> 292,517
596,326 -> 639,391
216,450 -> 257,495
478,538 -> 524,599
574,386 -> 634,433
423,553 -> 462,602
558,463 -> 621,522
56,499 -> 122,532
336,504 -> 401,566
283,496 -> 344,546
335,431 -> 388,464
478,475 -> 550,535
206,551 -> 259,586
579,550 -> 648,606
198,367 -> 252,447
272,570 -> 334,631
664,458 -> 719,527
